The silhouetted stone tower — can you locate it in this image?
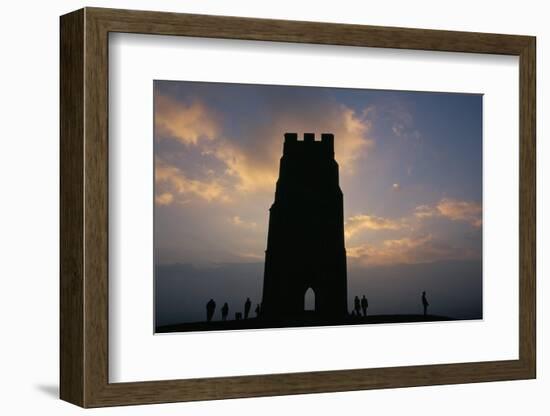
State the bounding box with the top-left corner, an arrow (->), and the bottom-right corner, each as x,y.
261,132 -> 348,321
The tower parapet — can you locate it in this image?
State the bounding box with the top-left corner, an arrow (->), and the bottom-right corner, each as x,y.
282,132 -> 335,157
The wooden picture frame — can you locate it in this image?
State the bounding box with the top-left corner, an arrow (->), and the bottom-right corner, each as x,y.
60,7 -> 536,408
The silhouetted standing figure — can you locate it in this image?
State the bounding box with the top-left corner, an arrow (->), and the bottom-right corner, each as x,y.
206,299 -> 216,322
354,296 -> 361,317
422,291 -> 429,316
255,304 -> 261,317
221,302 -> 229,321
244,297 -> 251,319
361,295 -> 369,317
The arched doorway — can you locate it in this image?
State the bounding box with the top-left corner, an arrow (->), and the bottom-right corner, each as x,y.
304,287 -> 315,311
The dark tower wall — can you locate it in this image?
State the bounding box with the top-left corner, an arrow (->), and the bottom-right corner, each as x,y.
261,132 -> 348,321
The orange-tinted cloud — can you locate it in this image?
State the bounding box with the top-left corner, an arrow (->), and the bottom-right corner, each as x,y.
155,92 -> 375,200
347,234 -> 477,267
229,215 -> 258,229
155,160 -> 230,203
345,214 -> 407,240
211,141 -> 279,194
336,105 -> 375,174
414,204 -> 436,219
155,192 -> 174,206
345,197 -> 481,266
211,103 -> 375,193
437,198 -> 482,227
415,198 -> 481,227
155,94 -> 220,146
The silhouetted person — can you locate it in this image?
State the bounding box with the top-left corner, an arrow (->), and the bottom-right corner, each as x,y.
235,312 -> 242,321
206,299 -> 216,322
221,302 -> 229,321
255,303 -> 261,317
244,297 -> 251,319
361,295 -> 369,317
422,291 -> 429,316
354,296 -> 361,317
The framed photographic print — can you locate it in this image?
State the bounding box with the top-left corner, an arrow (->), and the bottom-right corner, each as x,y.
60,7 -> 536,408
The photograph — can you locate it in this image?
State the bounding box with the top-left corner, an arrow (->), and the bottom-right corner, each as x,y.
154,80 -> 483,333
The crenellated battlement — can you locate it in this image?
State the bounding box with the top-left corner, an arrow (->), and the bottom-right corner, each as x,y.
283,132 -> 335,156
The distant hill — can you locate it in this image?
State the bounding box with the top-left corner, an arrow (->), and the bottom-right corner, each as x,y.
156,314 -> 457,334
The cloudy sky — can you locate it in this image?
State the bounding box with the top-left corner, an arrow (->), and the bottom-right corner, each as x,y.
154,80 -> 482,326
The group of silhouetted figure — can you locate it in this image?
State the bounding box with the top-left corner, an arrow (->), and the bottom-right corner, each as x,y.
205,291 -> 431,323
206,297 -> 261,322
351,294 -> 370,317
351,291 -> 430,318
